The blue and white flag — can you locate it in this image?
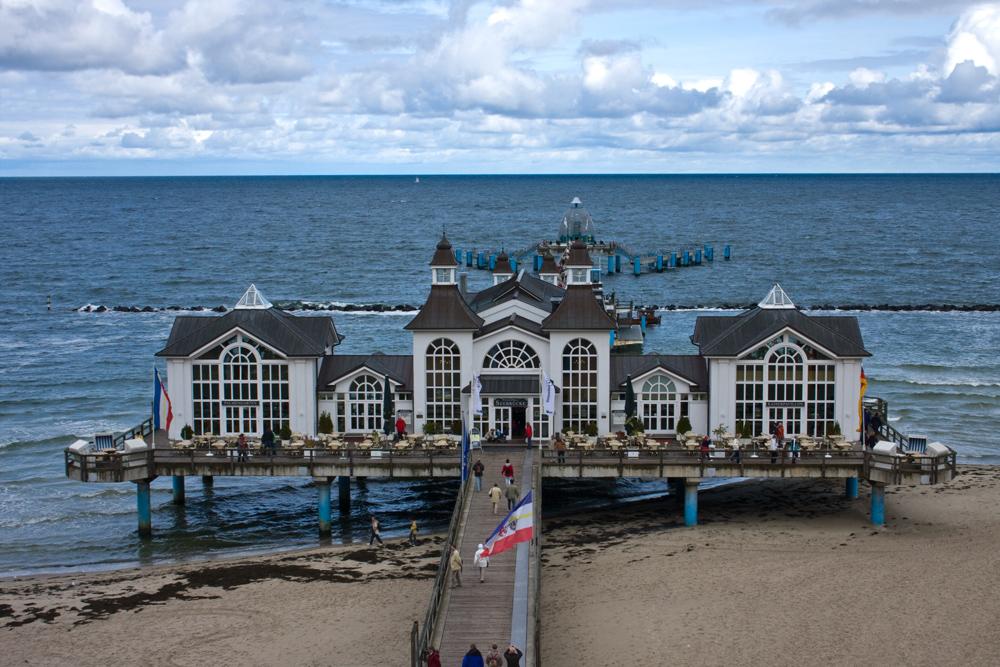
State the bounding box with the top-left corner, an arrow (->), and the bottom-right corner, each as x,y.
472,371 -> 483,415
542,372 -> 556,417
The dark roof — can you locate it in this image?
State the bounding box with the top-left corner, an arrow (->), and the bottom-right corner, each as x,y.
493,250 -> 512,274
610,355 -> 708,391
542,285 -> 617,331
538,249 -> 559,274
430,233 -> 459,268
691,308 -> 870,357
156,309 -> 342,358
404,285 -> 485,331
565,238 -> 593,268
466,271 -> 565,315
475,313 -> 548,339
462,374 -> 559,394
317,353 -> 413,390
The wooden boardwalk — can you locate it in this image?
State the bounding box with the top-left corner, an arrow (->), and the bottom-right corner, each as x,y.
436,447 -> 532,662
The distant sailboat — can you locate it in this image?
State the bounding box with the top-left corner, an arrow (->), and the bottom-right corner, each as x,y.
415,177 -> 420,183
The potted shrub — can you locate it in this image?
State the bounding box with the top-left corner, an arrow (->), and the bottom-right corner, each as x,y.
676,416 -> 692,435
449,420 -> 463,436
625,415 -> 644,437
422,421 -> 440,437
318,411 -> 333,435
180,424 -> 194,441
584,421 -> 599,438
712,422 -> 727,443
279,421 -> 292,445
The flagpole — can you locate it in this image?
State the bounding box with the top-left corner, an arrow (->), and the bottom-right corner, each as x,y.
152,366 -> 157,449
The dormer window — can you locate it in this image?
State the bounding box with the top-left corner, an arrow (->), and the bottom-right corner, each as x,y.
570,268 -> 588,284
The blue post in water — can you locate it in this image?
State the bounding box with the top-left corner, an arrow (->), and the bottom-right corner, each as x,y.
136,479 -> 152,536
615,255 -> 621,273
591,269 -> 601,283
467,252 -> 473,267
871,483 -> 885,525
511,259 -> 517,274
724,244 -> 731,260
846,478 -> 859,499
684,479 -> 699,526
172,475 -> 185,505
610,330 -> 616,346
695,249 -> 702,264
683,250 -> 689,266
656,254 -> 663,272
640,315 -> 646,334
489,254 -> 496,270
478,251 -> 484,268
670,252 -> 676,268
706,245 -> 713,261
607,255 -> 614,275
317,477 -> 332,536
455,249 -> 462,263
633,257 -> 641,275
339,475 -> 351,511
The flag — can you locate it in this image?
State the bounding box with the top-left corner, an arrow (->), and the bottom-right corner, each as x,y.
858,367 -> 867,433
542,372 -> 556,417
482,491 -> 533,558
154,368 -> 173,432
472,371 -> 483,415
461,420 -> 470,480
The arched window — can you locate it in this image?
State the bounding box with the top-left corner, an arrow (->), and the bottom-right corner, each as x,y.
484,340 -> 540,369
562,338 -> 597,433
426,338 -> 461,433
640,375 -> 677,433
348,374 -> 383,431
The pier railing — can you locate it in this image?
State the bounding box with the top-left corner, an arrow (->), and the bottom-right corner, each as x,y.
532,461 -> 542,667
414,467 -> 472,666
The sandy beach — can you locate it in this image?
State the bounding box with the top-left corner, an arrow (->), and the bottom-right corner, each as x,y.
4,466 -> 999,666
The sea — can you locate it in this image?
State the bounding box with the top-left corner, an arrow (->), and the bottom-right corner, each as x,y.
1,174 -> 998,578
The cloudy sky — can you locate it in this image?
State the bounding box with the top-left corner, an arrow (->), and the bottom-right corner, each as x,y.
2,0 -> 1000,174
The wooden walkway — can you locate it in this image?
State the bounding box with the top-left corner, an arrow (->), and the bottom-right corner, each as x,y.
435,447 -> 532,662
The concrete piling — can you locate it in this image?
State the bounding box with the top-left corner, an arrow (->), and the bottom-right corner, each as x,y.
871,482 -> 885,525
316,477 -> 332,536
172,475 -> 185,505
846,478 -> 858,499
684,479 -> 699,526
136,479 -> 152,536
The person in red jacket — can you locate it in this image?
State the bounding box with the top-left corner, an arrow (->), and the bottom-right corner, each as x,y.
502,459 -> 515,485
395,415 -> 406,441
423,646 -> 441,667
525,423 -> 533,447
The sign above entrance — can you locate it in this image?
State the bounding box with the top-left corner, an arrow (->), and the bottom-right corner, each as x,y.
222,400 -> 260,407
494,398 -> 528,407
767,401 -> 804,408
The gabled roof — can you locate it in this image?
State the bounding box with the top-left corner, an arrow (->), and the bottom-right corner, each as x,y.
466,271 -> 565,315
475,313 -> 548,340
564,238 -> 593,268
317,353 -> 413,390
493,250 -> 513,275
404,285 -> 485,331
538,249 -> 559,275
541,285 -> 617,331
610,355 -> 709,391
157,308 -> 342,358
430,233 -> 459,268
691,307 -> 870,358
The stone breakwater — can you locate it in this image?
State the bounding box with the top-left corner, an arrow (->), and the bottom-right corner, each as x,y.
74,302 -> 1000,314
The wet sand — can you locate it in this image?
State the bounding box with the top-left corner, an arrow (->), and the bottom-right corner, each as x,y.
3,466 -> 999,666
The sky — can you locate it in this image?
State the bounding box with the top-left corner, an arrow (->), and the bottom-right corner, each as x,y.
2,0 -> 1000,175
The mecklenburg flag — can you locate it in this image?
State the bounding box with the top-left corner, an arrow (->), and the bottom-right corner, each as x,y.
154,368 -> 173,432
481,490 -> 533,558
857,368 -> 867,432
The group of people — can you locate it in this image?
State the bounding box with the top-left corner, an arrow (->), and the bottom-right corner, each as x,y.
367,515 -> 420,547
471,458 -> 520,514
421,643 -> 523,667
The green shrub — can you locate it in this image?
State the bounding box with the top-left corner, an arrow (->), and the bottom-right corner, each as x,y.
422,421 -> 440,436
625,415 -> 644,436
318,411 -> 334,434
676,416 -> 692,435
279,421 -> 292,440
828,420 -> 842,436
583,421 -> 599,437
180,424 -> 194,440
449,420 -> 463,436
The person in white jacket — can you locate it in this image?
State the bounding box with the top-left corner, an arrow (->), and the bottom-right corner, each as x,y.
473,543 -> 489,583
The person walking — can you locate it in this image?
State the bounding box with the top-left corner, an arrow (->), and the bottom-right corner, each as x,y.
261,427 -> 275,456
408,518 -> 418,545
525,423 -> 532,447
473,543 -> 488,583
395,415 -> 406,441
489,483 -> 503,514
485,644 -> 502,667
472,458 -> 485,491
502,459 -> 515,485
449,545 -> 463,588
462,644 -> 484,667
505,481 -> 520,511
369,515 -> 383,547
555,432 -> 566,464
729,435 -> 742,463
237,433 -> 248,461
423,646 -> 441,667
769,434 -> 778,464
503,645 -> 523,667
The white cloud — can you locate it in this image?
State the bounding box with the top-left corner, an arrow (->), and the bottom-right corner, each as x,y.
944,4 -> 1000,75
848,67 -> 887,87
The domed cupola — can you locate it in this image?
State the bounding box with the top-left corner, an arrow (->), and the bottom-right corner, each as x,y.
558,197 -> 597,244
492,249 -> 514,285
563,238 -> 594,286
538,248 -> 560,284
430,232 -> 459,285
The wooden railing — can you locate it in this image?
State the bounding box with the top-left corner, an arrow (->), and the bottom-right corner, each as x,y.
114,417 -> 154,448
864,396 -> 907,447
415,468 -> 472,664
532,461 -> 542,667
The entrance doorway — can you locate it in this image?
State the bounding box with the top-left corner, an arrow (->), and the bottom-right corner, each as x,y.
494,407 -> 510,438
768,406 -> 802,437
511,406 -> 526,438
225,405 -> 258,434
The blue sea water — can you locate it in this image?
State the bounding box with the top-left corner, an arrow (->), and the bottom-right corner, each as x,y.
1,174 -> 998,576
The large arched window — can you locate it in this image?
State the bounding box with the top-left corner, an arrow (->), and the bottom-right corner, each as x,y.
191,335 -> 288,436
484,340 -> 540,369
426,338 -> 461,432
640,375 -> 677,433
348,374 -> 383,431
562,338 -> 597,433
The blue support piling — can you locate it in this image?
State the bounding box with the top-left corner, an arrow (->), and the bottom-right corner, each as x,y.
706,245 -> 713,261
489,254 -> 496,270
610,330 -> 616,346
317,477 -> 332,536
670,252 -> 676,268
724,244 -> 731,260
534,255 -> 541,271
478,251 -> 485,268
683,250 -> 689,266
607,256 -> 614,275
590,269 -> 602,283
338,475 -> 351,511
640,315 -> 646,334
615,255 -> 621,273
633,257 -> 641,275
684,479 -> 699,526
467,252 -> 473,267
871,483 -> 885,525
136,479 -> 152,536
656,254 -> 663,272
846,478 -> 859,500
172,475 -> 185,505
511,259 -> 517,274
695,249 -> 702,264
455,249 -> 462,263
